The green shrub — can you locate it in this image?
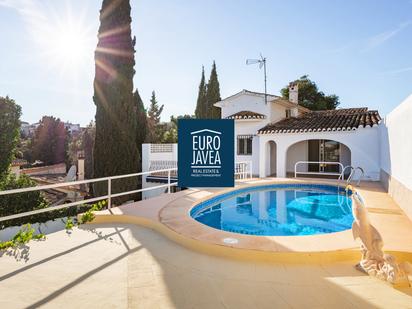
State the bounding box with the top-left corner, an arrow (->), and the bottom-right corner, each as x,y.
0,224 -> 45,250
65,217 -> 74,230
0,174 -> 49,229
79,200 -> 106,224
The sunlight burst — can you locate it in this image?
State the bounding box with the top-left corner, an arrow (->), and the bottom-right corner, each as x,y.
23,2 -> 96,74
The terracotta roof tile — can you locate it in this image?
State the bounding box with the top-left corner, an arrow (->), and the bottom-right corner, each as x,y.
258,108 -> 381,134
226,110 -> 266,120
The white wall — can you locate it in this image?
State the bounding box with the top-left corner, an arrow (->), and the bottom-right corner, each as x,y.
219,93 -> 294,176
141,143 -> 177,199
259,127 -> 381,180
379,94 -> 412,220
234,120 -> 263,176
286,140 -> 308,173
379,94 -> 412,191
218,93 -> 272,120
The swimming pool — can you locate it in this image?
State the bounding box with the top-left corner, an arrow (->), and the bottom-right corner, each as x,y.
190,184 -> 353,236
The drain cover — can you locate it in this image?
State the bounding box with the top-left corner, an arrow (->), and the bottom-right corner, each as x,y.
222,237 -> 239,244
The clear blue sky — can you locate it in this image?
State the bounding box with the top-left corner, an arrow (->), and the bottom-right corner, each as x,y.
0,0 -> 411,126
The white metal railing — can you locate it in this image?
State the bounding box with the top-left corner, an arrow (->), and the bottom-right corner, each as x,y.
0,168 -> 178,222
294,161 -> 344,178
347,166 -> 364,186
1,161 -> 254,222
338,165 -> 354,182
235,161 -> 253,180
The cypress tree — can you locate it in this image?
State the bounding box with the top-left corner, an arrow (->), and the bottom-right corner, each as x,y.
134,89 -> 147,151
146,91 -> 164,142
194,66 -> 207,119
147,91 -> 163,124
206,61 -> 221,119
93,0 -> 140,203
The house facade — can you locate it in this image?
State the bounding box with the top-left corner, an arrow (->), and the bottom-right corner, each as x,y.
214,84 -> 381,180
141,84 -> 383,198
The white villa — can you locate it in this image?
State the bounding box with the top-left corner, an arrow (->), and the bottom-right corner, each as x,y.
215,84 -> 380,180
143,84 -> 381,186
142,85 -> 412,221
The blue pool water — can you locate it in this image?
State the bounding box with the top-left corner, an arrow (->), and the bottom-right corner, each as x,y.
190,184 -> 353,236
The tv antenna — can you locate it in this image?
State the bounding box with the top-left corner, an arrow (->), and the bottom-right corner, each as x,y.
246,54 -> 267,104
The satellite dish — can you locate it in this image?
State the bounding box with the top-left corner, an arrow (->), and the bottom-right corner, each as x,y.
66,165 -> 77,182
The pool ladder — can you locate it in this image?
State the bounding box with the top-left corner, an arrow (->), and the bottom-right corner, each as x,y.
338,166 -> 364,187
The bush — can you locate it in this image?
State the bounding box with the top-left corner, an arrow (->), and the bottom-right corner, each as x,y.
0,174 -> 49,229
0,224 -> 45,250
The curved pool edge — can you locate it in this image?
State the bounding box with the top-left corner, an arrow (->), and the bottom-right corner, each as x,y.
88,212 -> 412,264
87,179 -> 412,264
189,183 -> 353,236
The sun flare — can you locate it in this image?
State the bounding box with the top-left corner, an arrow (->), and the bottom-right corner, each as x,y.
28,3 -> 96,74
49,23 -> 91,68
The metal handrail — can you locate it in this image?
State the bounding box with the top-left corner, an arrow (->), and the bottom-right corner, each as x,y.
0,161 -> 254,222
294,161 -> 344,178
0,168 -> 178,222
347,167 -> 364,186
338,165 -> 354,182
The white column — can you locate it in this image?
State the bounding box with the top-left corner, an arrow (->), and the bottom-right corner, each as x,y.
276,142 -> 287,178
259,137 -> 267,178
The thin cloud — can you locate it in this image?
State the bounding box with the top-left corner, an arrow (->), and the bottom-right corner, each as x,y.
381,66 -> 412,75
363,21 -> 411,52
0,0 -> 49,44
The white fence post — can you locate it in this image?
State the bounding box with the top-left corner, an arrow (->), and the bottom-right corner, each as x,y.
108,178 -> 112,209
167,170 -> 171,194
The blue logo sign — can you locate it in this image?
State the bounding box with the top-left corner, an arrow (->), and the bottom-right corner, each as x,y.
178,119 -> 234,187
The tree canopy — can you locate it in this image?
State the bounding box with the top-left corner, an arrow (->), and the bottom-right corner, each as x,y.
195,62 -> 222,119
206,61 -> 221,119
162,114 -> 195,143
146,91 -> 164,143
195,66 -> 207,119
0,96 -> 21,177
281,75 -> 339,110
32,116 -> 68,165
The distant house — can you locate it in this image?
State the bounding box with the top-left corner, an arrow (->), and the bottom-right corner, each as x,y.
64,122 -> 81,135
20,121 -> 30,137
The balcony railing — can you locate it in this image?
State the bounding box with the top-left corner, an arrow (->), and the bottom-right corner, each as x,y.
0,168 -> 178,223
0,162 -> 253,223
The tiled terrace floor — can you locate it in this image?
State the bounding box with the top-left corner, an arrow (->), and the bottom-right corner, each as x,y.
1,223 -> 412,309
94,178 -> 412,260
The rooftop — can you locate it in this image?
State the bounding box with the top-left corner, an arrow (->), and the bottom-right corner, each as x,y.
258,108 -> 381,134
226,110 -> 266,120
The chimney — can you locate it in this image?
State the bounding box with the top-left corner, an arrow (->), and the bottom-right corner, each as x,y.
77,151 -> 85,180
289,82 -> 298,104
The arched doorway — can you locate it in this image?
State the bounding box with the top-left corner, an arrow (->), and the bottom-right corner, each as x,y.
266,141 -> 277,176
285,139 -> 351,178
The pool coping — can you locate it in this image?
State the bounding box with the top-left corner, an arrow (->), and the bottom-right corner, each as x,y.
90,178 -> 412,263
